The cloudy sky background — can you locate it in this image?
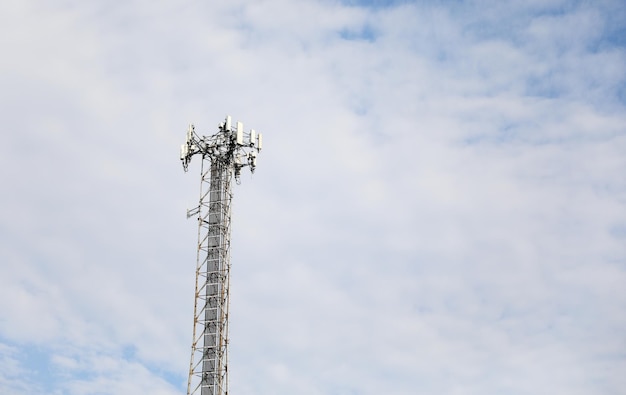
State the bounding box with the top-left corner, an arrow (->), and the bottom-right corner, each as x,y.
1,0 -> 625,394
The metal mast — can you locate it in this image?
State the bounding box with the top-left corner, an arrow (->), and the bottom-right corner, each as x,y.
180,115 -> 263,395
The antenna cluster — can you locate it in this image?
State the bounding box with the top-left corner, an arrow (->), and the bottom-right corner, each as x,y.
180,115 -> 263,181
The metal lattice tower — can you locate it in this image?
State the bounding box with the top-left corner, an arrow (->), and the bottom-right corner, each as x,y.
180,115 -> 263,395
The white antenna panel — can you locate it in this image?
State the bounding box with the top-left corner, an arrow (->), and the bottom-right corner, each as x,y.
180,144 -> 188,160
257,133 -> 263,150
225,116 -> 232,131
187,125 -> 193,142
250,129 -> 256,145
236,122 -> 244,144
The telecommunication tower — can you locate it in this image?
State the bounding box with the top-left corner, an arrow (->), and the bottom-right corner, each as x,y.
180,115 -> 263,395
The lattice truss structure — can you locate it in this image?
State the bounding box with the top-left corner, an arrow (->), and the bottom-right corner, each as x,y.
181,116 -> 263,395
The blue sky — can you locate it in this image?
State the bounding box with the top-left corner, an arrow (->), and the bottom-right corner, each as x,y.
0,0 -> 625,394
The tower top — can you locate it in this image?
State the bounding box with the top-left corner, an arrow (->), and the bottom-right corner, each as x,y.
180,115 -> 263,181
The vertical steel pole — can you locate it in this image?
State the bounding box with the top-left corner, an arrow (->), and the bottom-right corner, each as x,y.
189,159 -> 232,395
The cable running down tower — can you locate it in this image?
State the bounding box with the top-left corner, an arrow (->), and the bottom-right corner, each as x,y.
180,115 -> 263,395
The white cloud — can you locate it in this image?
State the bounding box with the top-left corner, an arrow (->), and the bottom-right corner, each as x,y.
0,342 -> 49,395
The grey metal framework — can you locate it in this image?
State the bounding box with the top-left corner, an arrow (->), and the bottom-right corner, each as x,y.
181,116 -> 262,395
